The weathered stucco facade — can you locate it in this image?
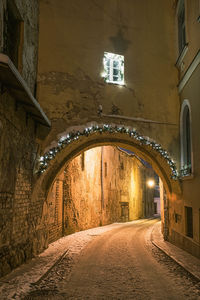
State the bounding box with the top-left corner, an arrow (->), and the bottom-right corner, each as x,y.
168,0 -> 200,257
36,0 -> 180,241
0,0 -> 199,278
37,0 -> 180,158
35,0 -> 199,258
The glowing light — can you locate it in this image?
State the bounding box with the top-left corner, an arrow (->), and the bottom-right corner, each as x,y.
147,179 -> 155,188
103,52 -> 124,85
59,136 -> 66,142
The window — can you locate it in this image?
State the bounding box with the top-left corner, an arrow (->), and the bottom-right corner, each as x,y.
103,52 -> 124,85
198,0 -> 200,23
177,0 -> 186,53
185,206 -> 193,238
3,2 -> 23,68
104,162 -> 107,177
180,101 -> 192,176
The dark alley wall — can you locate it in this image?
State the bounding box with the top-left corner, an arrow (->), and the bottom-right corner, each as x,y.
0,0 -> 49,277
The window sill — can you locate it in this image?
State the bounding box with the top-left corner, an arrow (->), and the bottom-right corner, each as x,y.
105,80 -> 125,86
175,43 -> 189,68
105,81 -> 126,87
180,173 -> 194,181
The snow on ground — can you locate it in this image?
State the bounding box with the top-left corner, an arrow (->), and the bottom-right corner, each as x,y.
0,221 -> 128,299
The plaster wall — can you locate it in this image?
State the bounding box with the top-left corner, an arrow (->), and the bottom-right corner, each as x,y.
174,65 -> 200,257
1,0 -> 198,279
176,0 -> 200,78
37,0 -> 180,165
171,0 -> 200,257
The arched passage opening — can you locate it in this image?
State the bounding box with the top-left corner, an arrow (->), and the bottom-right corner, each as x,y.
47,145 -> 165,243
32,124 -> 181,252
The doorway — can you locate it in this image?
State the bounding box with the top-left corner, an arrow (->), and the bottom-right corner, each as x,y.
120,202 -> 129,222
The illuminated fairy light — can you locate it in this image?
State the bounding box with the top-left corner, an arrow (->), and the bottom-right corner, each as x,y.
37,124 -> 179,179
103,52 -> 124,85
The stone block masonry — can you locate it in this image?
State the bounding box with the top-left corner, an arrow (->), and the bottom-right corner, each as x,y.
0,0 -> 45,278
0,92 -> 47,277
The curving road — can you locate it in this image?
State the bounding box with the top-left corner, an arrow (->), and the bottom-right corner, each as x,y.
57,219 -> 199,300
24,219 -> 200,300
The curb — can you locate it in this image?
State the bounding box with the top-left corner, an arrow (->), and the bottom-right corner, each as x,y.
150,223 -> 200,282
31,249 -> 69,286
152,241 -> 200,282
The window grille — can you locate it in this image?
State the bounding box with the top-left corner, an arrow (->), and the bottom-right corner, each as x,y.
103,52 -> 124,85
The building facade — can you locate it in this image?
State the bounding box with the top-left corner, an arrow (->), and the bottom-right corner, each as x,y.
169,0 -> 200,257
36,0 -> 180,245
0,0 -> 199,278
35,0 -> 199,258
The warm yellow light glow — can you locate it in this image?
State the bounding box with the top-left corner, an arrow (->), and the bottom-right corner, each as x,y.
147,179 -> 155,188
131,172 -> 135,192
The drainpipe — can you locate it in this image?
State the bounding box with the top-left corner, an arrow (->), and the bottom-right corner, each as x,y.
100,146 -> 104,212
62,180 -> 65,236
163,190 -> 169,241
143,172 -> 146,218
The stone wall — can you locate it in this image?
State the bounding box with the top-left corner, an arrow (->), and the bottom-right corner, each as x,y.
0,0 -> 46,277
0,92 -> 45,277
47,146 -> 155,242
48,179 -> 63,243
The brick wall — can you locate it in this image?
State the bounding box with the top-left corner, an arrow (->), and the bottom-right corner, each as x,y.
0,91 -> 46,277
48,179 -> 63,243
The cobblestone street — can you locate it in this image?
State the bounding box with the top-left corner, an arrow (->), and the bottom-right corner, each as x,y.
12,219 -> 200,300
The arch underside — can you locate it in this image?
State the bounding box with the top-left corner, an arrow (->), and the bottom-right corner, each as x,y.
34,132 -> 181,198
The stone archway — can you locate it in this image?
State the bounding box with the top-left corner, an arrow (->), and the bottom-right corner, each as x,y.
32,123 -> 182,250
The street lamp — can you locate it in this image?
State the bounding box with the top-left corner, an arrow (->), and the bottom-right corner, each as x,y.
147,179 -> 155,188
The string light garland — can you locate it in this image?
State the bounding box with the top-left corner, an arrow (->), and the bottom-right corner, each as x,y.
37,124 -> 179,179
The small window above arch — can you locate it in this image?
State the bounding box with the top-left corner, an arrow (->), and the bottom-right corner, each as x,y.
102,52 -> 124,85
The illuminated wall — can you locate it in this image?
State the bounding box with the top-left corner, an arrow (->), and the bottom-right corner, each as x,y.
47,146 -> 155,241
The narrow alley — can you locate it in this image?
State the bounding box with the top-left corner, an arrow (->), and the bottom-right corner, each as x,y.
0,1 -> 200,299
